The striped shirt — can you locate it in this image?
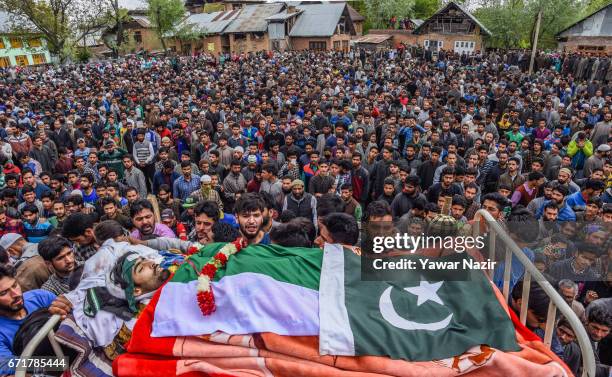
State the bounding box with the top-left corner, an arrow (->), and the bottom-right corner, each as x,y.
23,219 -> 55,244
133,140 -> 155,164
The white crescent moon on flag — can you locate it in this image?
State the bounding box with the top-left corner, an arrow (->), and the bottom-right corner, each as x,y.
379,286 -> 453,331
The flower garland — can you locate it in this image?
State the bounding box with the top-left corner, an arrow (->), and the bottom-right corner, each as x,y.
195,238 -> 246,316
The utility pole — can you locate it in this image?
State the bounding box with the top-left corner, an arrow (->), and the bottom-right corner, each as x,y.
528,9 -> 542,75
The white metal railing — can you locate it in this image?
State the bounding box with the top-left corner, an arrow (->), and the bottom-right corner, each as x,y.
472,209 -> 596,377
15,314 -> 63,377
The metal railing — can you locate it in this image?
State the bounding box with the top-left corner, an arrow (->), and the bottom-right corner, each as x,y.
16,212 -> 596,376
472,209 -> 596,377
15,314 -> 63,377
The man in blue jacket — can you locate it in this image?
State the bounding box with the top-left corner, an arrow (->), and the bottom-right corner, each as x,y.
0,264 -> 56,371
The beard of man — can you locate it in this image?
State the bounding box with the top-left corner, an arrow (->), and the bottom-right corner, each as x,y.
239,218 -> 262,240
0,295 -> 24,313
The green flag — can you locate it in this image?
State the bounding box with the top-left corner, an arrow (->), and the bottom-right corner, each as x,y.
319,244 -> 520,361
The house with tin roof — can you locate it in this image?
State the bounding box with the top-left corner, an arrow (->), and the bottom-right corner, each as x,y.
0,11 -> 51,67
166,8 -> 241,54
555,3 -> 612,54
166,1 -> 364,55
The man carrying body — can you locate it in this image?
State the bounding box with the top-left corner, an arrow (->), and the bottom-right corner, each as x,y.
39,236 -> 79,295
0,265 -> 55,366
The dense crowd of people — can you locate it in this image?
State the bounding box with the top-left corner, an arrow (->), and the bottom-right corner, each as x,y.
0,48 -> 610,376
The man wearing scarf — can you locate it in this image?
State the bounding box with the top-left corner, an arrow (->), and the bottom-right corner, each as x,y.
189,175 -> 223,211
50,252 -> 172,360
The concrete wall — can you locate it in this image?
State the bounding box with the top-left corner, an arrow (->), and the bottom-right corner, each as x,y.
0,35 -> 51,67
558,36 -> 612,54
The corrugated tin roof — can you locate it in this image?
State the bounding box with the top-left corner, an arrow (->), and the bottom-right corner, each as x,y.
354,34 -> 392,44
131,15 -> 152,28
266,9 -> 303,21
0,11 -> 39,34
556,3 -> 612,37
0,11 -> 13,34
411,19 -> 424,27
224,3 -> 285,33
289,2 -> 346,37
181,10 -> 240,34
413,1 -> 492,36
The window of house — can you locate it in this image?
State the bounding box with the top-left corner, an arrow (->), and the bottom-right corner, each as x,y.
9,37 -> 23,48
333,41 -> 341,50
234,33 -> 246,41
0,56 -> 10,68
134,31 -> 142,43
309,41 -> 326,50
252,32 -> 264,39
438,41 -> 443,48
14,55 -> 29,66
424,40 -> 430,47
32,53 -> 46,64
28,38 -> 42,47
0,39 -> 5,49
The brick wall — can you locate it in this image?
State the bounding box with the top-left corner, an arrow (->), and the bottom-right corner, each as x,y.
558,37 -> 612,54
414,33 -> 483,51
229,33 -> 270,53
366,29 -> 484,52
290,34 -> 351,51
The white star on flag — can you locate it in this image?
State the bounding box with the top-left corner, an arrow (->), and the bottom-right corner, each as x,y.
404,280 -> 445,307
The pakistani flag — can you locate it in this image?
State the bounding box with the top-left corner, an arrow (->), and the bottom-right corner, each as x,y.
151,243 -> 519,362
320,244 -> 520,361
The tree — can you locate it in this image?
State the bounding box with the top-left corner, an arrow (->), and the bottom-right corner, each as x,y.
474,1 -> 529,48
474,0 -> 586,49
146,0 -> 186,52
413,0 -> 441,19
0,0 -> 110,62
364,0 -> 415,29
171,22 -> 208,54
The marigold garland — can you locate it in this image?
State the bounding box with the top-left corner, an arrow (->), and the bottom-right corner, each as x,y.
196,238 -> 246,316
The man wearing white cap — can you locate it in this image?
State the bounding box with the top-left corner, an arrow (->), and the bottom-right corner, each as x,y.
189,175 -> 223,210
0,233 -> 50,291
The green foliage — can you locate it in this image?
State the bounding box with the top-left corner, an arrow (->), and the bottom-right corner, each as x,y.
173,22 -> 207,42
202,2 -> 225,12
364,0 -> 416,29
147,0 -> 186,51
76,47 -> 92,62
581,0 -> 612,16
413,0 -> 442,19
474,0 -> 593,49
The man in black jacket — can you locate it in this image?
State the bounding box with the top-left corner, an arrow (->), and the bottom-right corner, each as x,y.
369,146 -> 394,200
391,175 -> 427,219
